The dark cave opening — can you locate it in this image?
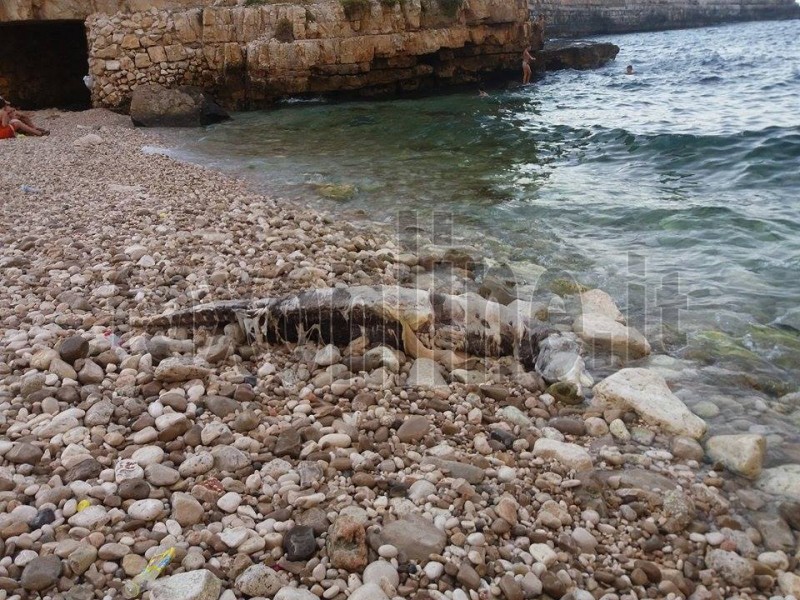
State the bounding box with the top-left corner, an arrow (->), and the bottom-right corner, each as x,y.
0,20 -> 91,110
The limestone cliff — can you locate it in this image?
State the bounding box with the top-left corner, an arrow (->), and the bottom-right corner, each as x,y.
530,0 -> 800,36
85,0 -> 531,110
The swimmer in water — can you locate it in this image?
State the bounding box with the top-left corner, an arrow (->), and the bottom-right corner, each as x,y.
626,65 -> 635,75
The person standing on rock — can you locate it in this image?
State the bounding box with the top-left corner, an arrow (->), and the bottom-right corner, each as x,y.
522,46 -> 534,85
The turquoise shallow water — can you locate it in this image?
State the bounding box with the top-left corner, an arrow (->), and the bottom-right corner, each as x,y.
168,19 -> 800,459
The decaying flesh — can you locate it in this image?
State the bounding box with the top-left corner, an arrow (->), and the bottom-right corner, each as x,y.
134,285 -> 555,370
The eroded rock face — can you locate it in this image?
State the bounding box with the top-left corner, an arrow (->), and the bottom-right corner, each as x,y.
84,0 -> 533,109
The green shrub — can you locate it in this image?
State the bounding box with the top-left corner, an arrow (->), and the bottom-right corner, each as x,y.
380,0 -> 400,8
275,17 -> 294,42
341,0 -> 371,19
244,0 -> 267,6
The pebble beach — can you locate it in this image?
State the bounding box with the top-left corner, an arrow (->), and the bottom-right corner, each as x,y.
1,109 -> 800,600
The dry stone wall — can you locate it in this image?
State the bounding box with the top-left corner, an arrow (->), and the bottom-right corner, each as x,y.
530,0 -> 800,36
86,0 -> 532,109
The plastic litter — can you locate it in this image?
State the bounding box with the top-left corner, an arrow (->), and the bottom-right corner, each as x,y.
76,499 -> 91,512
20,185 -> 40,194
122,547 -> 176,598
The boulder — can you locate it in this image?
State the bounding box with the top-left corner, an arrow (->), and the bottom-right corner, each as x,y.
130,84 -> 230,128
705,434 -> 766,479
592,368 -> 707,439
540,41 -> 620,70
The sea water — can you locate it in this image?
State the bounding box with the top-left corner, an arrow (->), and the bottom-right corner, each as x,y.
168,19 -> 800,463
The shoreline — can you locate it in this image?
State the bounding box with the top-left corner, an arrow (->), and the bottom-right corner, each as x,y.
1,109 -> 799,599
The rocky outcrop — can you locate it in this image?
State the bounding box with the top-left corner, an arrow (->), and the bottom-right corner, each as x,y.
540,41 -> 619,70
530,0 -> 800,36
130,83 -> 230,127
0,0 -> 205,21
85,0 -> 533,110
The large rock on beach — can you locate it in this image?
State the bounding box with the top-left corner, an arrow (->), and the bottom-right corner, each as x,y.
130,84 -> 230,127
592,368 -> 707,438
705,434 -> 766,479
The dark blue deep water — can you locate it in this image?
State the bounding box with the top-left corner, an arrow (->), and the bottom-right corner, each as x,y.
168,19 -> 800,457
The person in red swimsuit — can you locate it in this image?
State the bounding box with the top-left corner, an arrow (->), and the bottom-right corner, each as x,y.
0,97 -> 49,139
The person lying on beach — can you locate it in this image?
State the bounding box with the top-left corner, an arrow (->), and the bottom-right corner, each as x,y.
0,97 -> 49,139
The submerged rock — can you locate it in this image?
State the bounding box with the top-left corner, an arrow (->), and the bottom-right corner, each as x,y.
705,434 -> 766,479
757,464 -> 800,500
592,368 -> 707,439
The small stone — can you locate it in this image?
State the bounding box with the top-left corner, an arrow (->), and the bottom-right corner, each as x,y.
778,572 -> 800,598
122,554 -> 148,577
529,543 -> 557,567
172,492 -> 204,527
661,489 -> 695,533
128,499 -> 164,521
235,563 -> 283,597
706,549 -> 754,586
349,583 -> 389,600
705,434 -> 766,479
397,415 -> 430,443
68,545 -> 97,576
119,479 -> 151,500
29,508 -> 56,530
150,569 -> 222,600
217,492 -> 242,513
327,516 -> 367,571
546,381 -> 583,405
406,357 -> 447,388
65,458 -> 103,483
314,344 -> 341,367
21,555 -> 62,591
499,574 -> 524,600
155,357 -> 210,382
533,438 -> 592,471
457,563 -> 481,589
274,589 -> 320,600
380,515 -> 446,562
363,560 -> 399,587
284,525 -> 317,561
6,442 -> 43,465
60,336 -> 89,363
